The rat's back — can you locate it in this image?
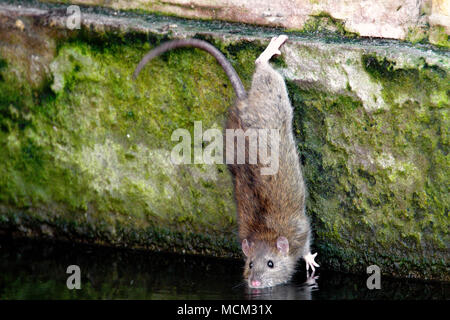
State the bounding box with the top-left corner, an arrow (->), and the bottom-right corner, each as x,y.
227,44 -> 309,258
226,36 -> 318,288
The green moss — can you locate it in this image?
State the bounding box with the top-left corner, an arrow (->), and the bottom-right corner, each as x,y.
429,25 -> 450,48
0,25 -> 261,256
301,12 -> 358,38
287,52 -> 449,279
406,26 -> 429,45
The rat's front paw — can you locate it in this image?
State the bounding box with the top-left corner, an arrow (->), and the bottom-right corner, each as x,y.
304,252 -> 319,272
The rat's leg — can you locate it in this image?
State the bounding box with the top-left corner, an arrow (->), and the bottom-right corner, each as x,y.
243,35 -> 290,127
304,252 -> 320,272
255,35 -> 288,65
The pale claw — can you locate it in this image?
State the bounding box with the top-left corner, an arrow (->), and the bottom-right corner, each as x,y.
304,252 -> 319,272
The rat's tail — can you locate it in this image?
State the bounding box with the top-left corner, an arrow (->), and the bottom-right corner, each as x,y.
133,39 -> 247,100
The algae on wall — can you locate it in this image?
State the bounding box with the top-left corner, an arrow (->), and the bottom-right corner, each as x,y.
0,5 -> 449,280
0,17 -> 263,257
281,43 -> 449,280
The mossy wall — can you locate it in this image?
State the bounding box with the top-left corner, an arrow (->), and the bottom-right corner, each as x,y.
281,44 -> 449,280
0,3 -> 448,280
0,13 -> 263,257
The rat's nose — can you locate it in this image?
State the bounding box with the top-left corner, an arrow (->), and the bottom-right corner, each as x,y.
251,280 -> 261,287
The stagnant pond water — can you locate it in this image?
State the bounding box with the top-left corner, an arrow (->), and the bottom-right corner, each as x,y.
0,236 -> 447,300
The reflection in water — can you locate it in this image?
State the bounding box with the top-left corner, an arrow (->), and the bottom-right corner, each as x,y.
247,276 -> 318,300
0,236 -> 447,300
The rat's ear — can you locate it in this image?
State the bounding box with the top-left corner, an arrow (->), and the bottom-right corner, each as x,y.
276,236 -> 289,254
242,239 -> 252,256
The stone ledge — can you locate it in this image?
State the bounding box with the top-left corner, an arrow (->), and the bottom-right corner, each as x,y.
36,0 -> 450,45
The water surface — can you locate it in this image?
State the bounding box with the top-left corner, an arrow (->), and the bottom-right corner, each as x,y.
0,236 -> 447,300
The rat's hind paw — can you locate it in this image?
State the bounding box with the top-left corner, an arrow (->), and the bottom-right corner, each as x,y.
304,252 -> 320,272
269,35 -> 288,51
256,35 -> 288,64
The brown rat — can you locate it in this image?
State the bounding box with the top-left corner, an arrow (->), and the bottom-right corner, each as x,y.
133,35 -> 319,289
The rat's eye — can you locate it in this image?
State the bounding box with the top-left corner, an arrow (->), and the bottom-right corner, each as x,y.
267,260 -> 274,268
249,262 -> 253,269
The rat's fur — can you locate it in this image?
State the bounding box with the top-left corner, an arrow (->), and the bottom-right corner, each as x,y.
134,36 -> 316,289
227,56 -> 311,288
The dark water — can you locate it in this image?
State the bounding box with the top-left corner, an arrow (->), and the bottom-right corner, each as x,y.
0,236 -> 447,300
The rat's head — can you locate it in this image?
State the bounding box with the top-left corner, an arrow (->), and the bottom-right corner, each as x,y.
241,237 -> 296,288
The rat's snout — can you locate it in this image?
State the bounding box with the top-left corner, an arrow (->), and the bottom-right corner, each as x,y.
249,273 -> 263,288
251,279 -> 261,287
